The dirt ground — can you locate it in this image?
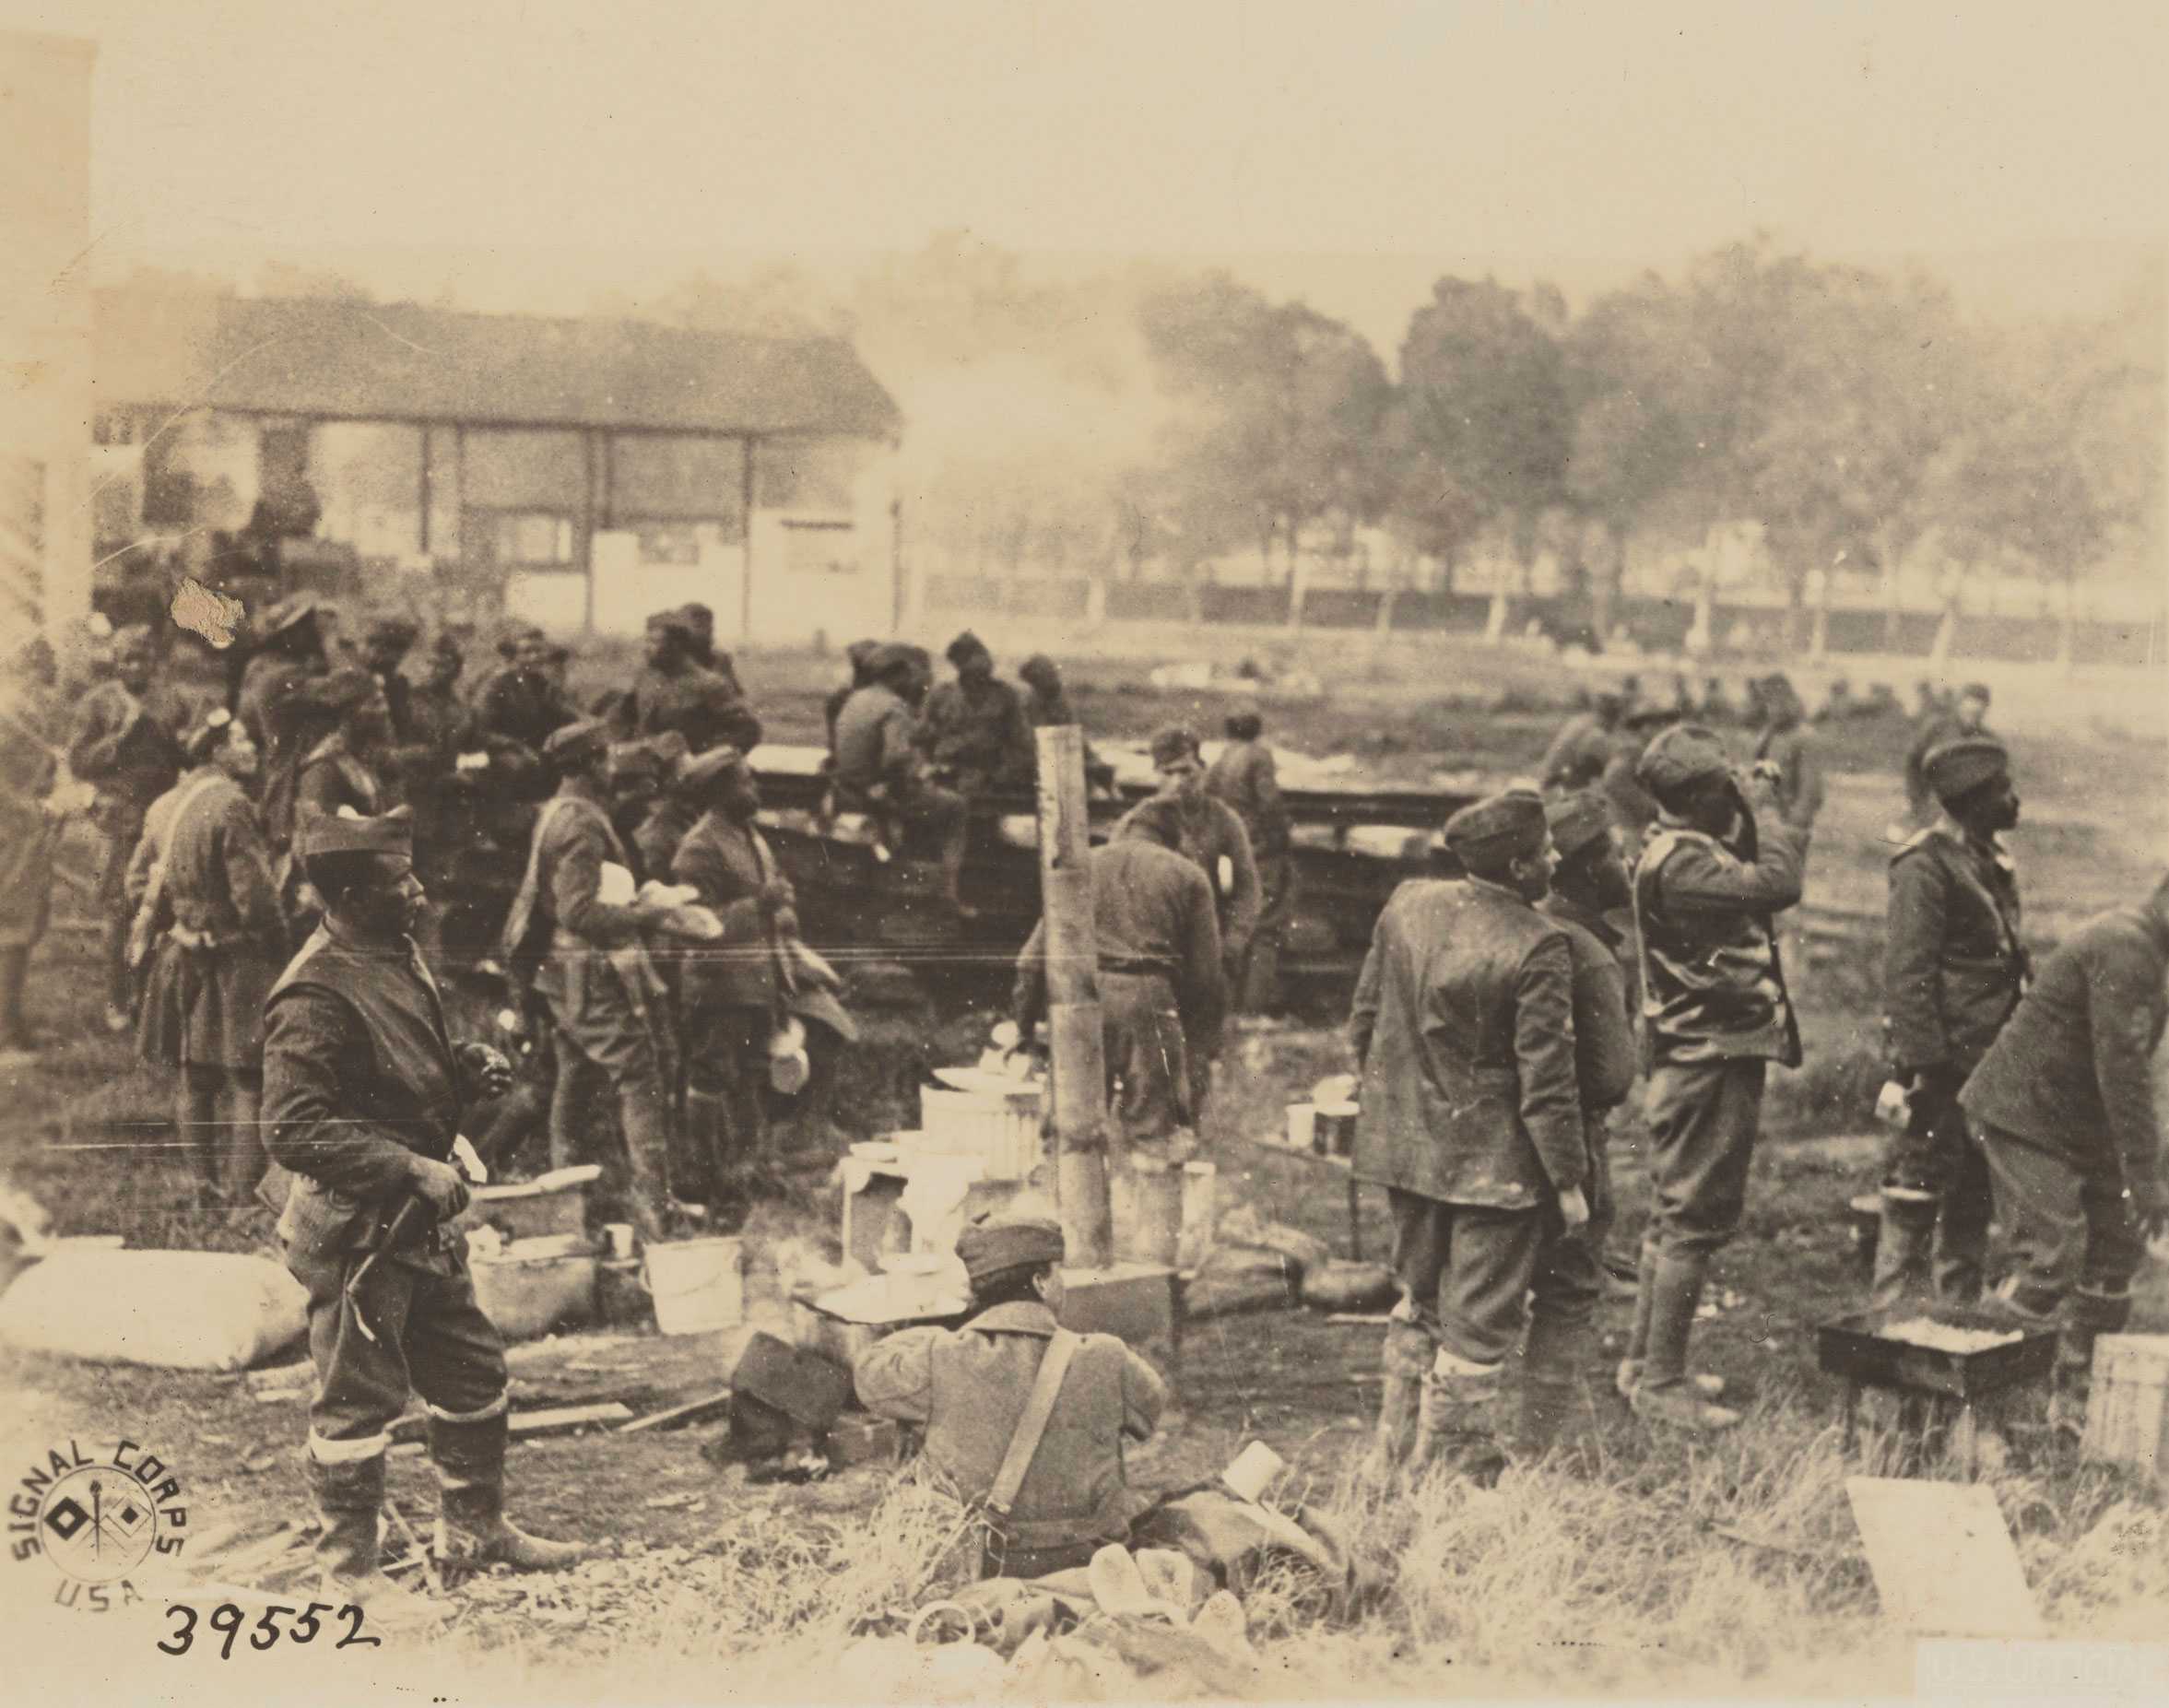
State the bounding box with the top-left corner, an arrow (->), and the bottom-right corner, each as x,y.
4,641 -> 2165,1693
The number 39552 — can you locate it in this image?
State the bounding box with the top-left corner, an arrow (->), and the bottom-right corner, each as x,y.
159,1601 -> 379,1656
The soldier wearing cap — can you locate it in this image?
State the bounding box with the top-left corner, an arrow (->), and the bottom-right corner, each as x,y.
832,643 -> 971,910
476,626 -> 579,754
617,607 -> 761,758
1013,796 -> 1224,1150
1538,790 -> 1641,1325
1961,872 -> 2169,1431
1872,736 -> 2027,1311
360,617 -> 422,746
1119,726 -> 1260,1113
263,810 -> 584,1605
1539,690 -> 1626,795
502,718 -> 684,1238
1904,681 -> 1993,829
1350,790 -> 1588,1482
292,667 -> 393,826
609,730 -> 690,878
1619,724 -> 1807,1432
1751,674 -> 1824,830
854,1211 -> 1168,1579
918,630 -> 1035,798
1017,654 -> 1114,793
66,621 -> 187,1031
235,595 -> 331,788
129,708 -> 282,1205
1206,711 -> 1295,1016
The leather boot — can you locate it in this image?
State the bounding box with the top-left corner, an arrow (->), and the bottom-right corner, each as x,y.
1631,1251 -> 1741,1432
1521,1310 -> 1598,1459
309,1451 -> 387,1587
1418,1352 -> 1508,1487
1615,1241 -> 1659,1399
1363,1319 -> 1432,1481
681,1088 -> 728,1208
430,1411 -> 590,1573
1869,1189 -> 1939,1312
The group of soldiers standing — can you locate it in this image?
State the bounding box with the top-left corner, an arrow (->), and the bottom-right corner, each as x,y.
1361,689 -> 2165,1481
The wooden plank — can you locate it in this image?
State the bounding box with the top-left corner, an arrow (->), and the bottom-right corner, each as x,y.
511,1402 -> 634,1439
617,1388 -> 735,1435
1845,1477 -> 2043,1638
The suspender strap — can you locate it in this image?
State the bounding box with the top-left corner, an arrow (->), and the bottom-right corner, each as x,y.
986,1329 -> 1080,1519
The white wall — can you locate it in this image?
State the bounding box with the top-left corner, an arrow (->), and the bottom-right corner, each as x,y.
0,31 -> 96,639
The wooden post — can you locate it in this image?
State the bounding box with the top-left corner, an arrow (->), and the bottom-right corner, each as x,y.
1034,723 -> 1114,1267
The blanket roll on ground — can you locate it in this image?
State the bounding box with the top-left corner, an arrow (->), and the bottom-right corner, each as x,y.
0,1248 -> 306,1371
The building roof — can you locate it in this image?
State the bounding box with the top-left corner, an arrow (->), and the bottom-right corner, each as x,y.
92,290 -> 901,439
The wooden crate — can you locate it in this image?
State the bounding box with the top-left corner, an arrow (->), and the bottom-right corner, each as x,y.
2082,1334 -> 2169,1482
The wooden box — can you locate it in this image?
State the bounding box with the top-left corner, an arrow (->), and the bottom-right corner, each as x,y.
2082,1333 -> 2169,1482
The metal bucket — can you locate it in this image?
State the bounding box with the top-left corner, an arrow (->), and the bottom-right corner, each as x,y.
642,1236 -> 746,1337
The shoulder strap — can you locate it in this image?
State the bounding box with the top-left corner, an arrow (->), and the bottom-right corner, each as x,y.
500,794 -> 584,966
986,1328 -> 1081,1519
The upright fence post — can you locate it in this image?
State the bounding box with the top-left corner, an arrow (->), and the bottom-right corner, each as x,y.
1033,724 -> 1114,1266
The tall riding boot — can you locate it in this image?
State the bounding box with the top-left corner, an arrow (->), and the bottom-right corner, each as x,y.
1615,1241 -> 1659,1399
1869,1190 -> 1939,1312
309,1450 -> 387,1586
1363,1318 -> 1432,1481
430,1410 -> 589,1573
1418,1349 -> 1508,1487
615,1081 -> 675,1242
0,944 -> 30,1049
1631,1250 -> 1742,1432
1521,1309 -> 1599,1459
2053,1284 -> 2131,1439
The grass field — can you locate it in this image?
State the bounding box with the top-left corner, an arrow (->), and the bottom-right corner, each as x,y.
3,639 -> 2164,1698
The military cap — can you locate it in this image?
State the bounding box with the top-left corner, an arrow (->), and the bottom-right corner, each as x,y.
1635,723 -> 1732,800
1443,788 -> 1548,863
1149,725 -> 1201,768
1225,711 -> 1263,742
866,642 -> 917,678
955,1212 -> 1065,1284
677,602 -> 715,635
1544,789 -> 1614,860
1959,682 -> 1993,704
947,630 -> 991,666
364,615 -> 420,652
845,638 -> 882,671
297,806 -> 412,862
1018,653 -> 1059,688
1923,736 -> 2010,802
645,607 -> 697,638
257,594 -> 320,642
181,705 -> 239,766
673,744 -> 747,793
311,666 -> 382,715
543,717 -> 612,767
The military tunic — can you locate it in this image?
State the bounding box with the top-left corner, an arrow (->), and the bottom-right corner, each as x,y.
1014,838 -> 1223,1145
918,677 -> 1034,795
855,1301 -> 1166,1575
265,924 -> 507,1459
623,662 -> 760,756
1350,878 -> 1588,1364
1962,904 -> 2169,1316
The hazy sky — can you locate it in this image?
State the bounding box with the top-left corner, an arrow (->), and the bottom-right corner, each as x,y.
7,0 -> 2163,341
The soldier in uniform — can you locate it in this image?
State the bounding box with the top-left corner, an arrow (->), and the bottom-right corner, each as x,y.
618,608 -> 761,756
1963,874 -> 2169,1430
1018,654 -> 1113,792
1350,790 -> 1590,1483
264,811 -> 585,1604
1904,681 -> 1992,830
1538,791 -> 1641,1321
1620,726 -> 1806,1432
235,595 -> 331,790
503,719 -> 682,1240
360,617 -> 421,747
1205,711 -> 1294,1015
919,631 -> 1034,798
1752,672 -> 1824,1002
854,1212 -> 1167,1579
1873,736 -> 2027,1309
476,628 -> 579,754
131,710 -> 283,1205
1117,726 -> 1258,1116
824,640 -> 882,760
1013,796 -> 1224,1153
292,667 -> 393,828
1539,691 -> 1625,794
831,644 -> 971,911
67,623 -> 187,1031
